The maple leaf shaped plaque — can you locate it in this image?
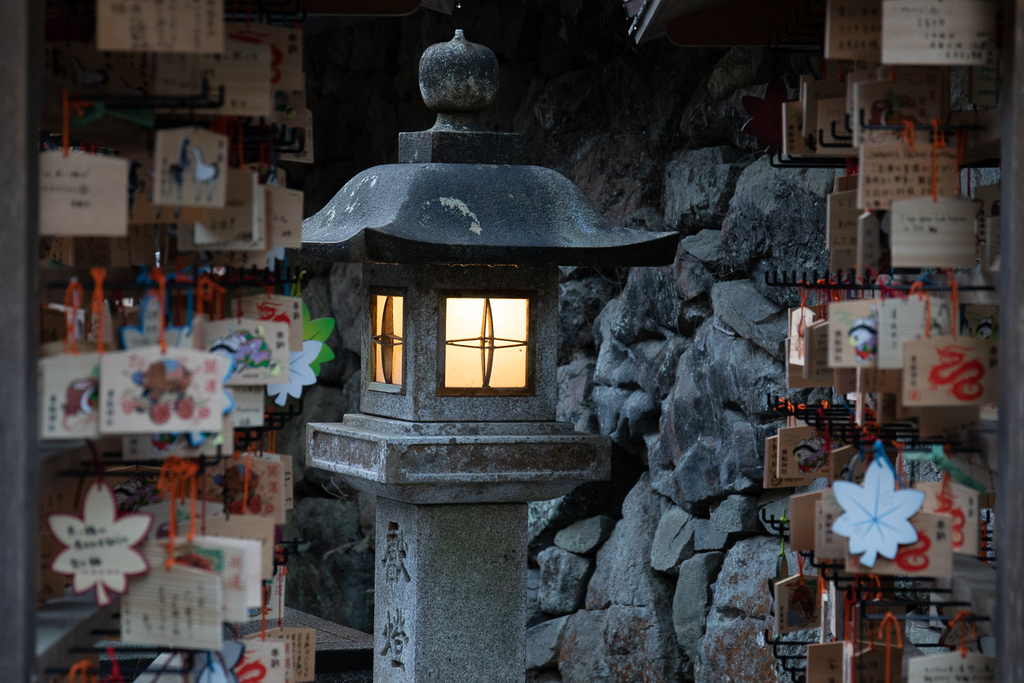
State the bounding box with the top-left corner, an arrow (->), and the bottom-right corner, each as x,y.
48,481 -> 153,606
832,460 -> 925,567
741,76 -> 789,152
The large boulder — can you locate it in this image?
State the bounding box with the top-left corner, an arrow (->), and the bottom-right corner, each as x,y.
554,516 -> 617,555
710,279 -> 786,359
663,147 -> 749,233
559,276 -> 620,363
539,547 -> 593,616
720,157 -> 835,305
649,506 -> 695,574
673,552 -> 725,663
709,494 -> 762,539
527,615 -> 570,671
586,474 -> 674,611
649,320 -> 788,512
695,536 -> 803,682
556,351 -> 599,435
559,605 -> 682,682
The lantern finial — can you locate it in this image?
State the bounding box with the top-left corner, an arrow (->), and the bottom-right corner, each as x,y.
418,29 -> 499,131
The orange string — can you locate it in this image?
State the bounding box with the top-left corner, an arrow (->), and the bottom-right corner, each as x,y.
90,268 -> 106,355
62,90 -> 70,157
67,659 -> 96,683
157,457 -> 200,569
901,120 -> 916,155
931,119 -> 948,202
151,268 -> 168,353
64,279 -> 85,355
889,65 -> 898,83
879,611 -> 903,683
947,610 -> 976,658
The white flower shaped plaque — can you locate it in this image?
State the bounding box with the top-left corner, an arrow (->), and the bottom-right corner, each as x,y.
47,481 -> 153,605
831,459 -> 925,567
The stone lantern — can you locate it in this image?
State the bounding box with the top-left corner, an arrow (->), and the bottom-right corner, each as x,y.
302,30 -> 678,683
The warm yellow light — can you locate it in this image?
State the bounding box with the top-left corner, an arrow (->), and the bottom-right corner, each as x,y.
372,294 -> 403,386
444,297 -> 529,389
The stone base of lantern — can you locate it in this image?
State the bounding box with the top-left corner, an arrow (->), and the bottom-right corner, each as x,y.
373,496 -> 527,683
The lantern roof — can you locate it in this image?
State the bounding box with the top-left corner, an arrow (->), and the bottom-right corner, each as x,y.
301,30 -> 678,267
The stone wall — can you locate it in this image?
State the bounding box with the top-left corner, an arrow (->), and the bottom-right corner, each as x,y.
283,2 -> 834,679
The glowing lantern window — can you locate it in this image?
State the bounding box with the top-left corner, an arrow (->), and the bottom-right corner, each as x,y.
370,292 -> 404,390
441,295 -> 531,394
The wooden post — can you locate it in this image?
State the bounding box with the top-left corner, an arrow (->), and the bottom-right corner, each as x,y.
0,0 -> 39,680
999,0 -> 1024,679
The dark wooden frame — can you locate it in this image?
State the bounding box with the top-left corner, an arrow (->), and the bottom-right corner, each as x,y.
368,286 -> 407,395
435,290 -> 536,397
0,0 -> 39,679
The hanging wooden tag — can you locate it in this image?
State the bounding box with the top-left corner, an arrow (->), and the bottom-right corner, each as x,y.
99,346 -> 231,434
829,445 -> 865,483
882,0 -> 997,66
266,186 -> 305,250
806,640 -> 850,682
278,108 -> 314,164
193,169 -> 267,250
908,651 -> 994,682
120,293 -> 194,349
775,574 -> 821,635
803,320 -> 834,385
877,297 -> 928,369
122,414 -> 234,460
961,304 -> 998,339
789,307 -> 816,367
153,128 -> 229,208
40,151 -> 129,237
828,300 -> 879,368
852,79 -> 946,146
845,511 -> 954,578
777,426 -> 829,481
765,435 -> 809,489
261,566 -> 287,624
827,190 -> 859,272
201,453 -> 287,524
916,480 -> 980,556
154,39 -> 272,117
902,336 -> 997,406
816,97 -> 857,155
239,294 -> 304,352
226,24 -> 305,94
858,138 -> 957,211
237,637 -> 292,683
915,405 -> 982,438
38,352 -> 101,440
205,317 -> 290,386
230,386 -> 266,428
204,514 -> 277,580
121,561 -> 224,650
851,641 -> 904,682
96,0 -> 225,53
783,101 -> 811,157
789,490 -> 824,552
890,196 -> 979,268
815,489 -> 848,560
265,628 -> 316,683
262,452 -> 294,511
857,210 -> 882,277
825,0 -> 882,61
